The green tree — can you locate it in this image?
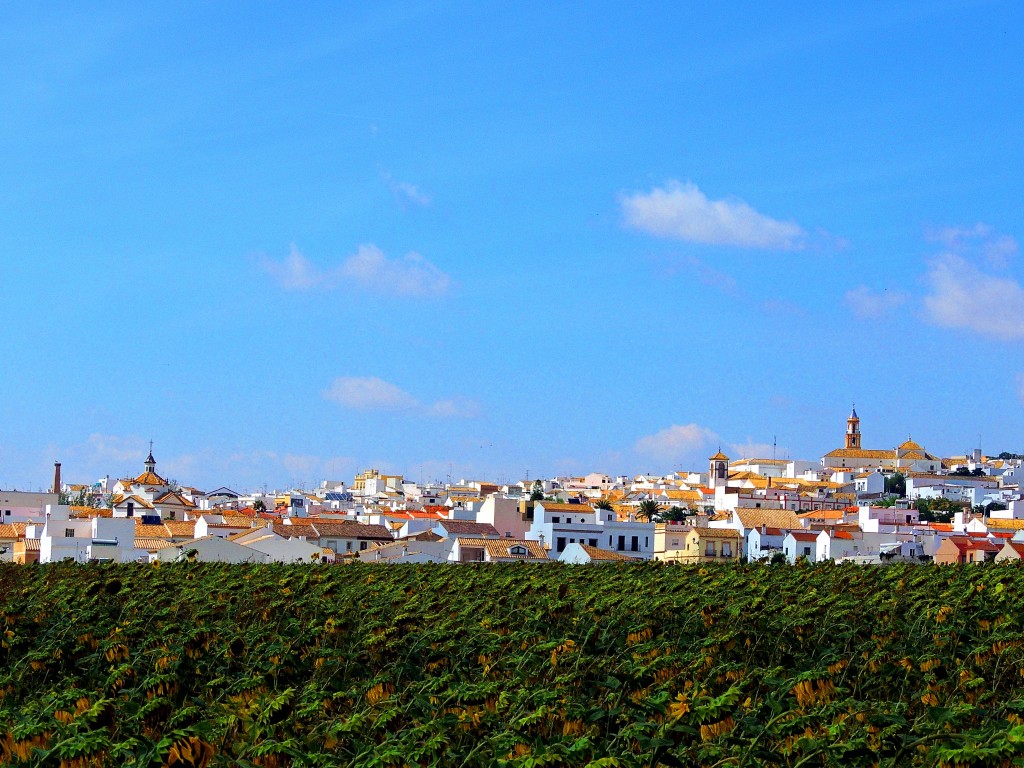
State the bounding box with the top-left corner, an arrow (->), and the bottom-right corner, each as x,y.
884,472 -> 906,497
636,499 -> 660,522
594,498 -> 614,511
661,505 -> 690,523
529,480 -> 544,501
252,499 -> 267,513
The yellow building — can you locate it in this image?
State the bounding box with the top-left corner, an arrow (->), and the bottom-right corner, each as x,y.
657,527 -> 741,563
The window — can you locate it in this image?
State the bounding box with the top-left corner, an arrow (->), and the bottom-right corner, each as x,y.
617,535 -> 625,551
360,541 -> 367,551
510,545 -> 527,556
705,541 -> 715,556
552,516 -> 560,524
346,541 -> 352,551
630,536 -> 639,552
64,528 -> 74,538
4,510 -> 9,516
722,542 -> 732,557
803,546 -> 811,557
644,536 -> 649,547
589,539 -> 597,547
607,513 -> 613,521
127,502 -> 134,517
557,537 -> 566,552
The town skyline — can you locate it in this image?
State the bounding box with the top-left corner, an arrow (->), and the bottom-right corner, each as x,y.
3,3 -> 1023,491
0,407 -> 1008,493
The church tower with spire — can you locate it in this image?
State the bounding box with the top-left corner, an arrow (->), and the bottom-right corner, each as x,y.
845,406 -> 861,449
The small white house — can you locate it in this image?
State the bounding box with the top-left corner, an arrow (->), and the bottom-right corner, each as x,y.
783,530 -> 828,563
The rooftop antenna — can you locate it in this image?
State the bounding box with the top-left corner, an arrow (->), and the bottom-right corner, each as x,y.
772,436 -> 777,462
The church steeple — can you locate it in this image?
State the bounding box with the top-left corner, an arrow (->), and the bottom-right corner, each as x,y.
845,406 -> 861,449
145,440 -> 156,474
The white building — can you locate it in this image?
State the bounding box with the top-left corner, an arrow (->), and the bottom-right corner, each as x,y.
39,505 -> 145,563
526,501 -> 655,559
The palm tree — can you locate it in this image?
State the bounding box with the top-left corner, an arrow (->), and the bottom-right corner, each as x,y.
594,498 -> 614,511
636,499 -> 660,522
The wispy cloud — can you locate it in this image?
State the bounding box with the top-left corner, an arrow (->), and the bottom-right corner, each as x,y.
634,423 -> 719,462
668,255 -> 739,293
922,254 -> 1024,340
383,172 -> 432,208
927,223 -> 1018,268
323,376 -> 480,419
322,376 -> 419,411
260,244 -> 450,297
340,245 -> 450,296
621,180 -> 806,250
844,285 -> 908,319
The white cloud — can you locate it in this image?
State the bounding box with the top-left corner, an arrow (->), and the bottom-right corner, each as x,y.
844,285 -> 909,319
427,398 -> 483,419
260,244 -> 450,297
621,180 -> 806,249
340,245 -> 450,297
323,376 -> 480,419
384,173 -> 432,208
729,440 -> 788,460
922,255 -> 1024,341
259,245 -> 322,290
323,376 -> 419,411
634,424 -> 719,462
928,223 -> 1018,268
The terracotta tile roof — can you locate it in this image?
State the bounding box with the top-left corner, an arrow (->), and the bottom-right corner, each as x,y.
944,535 -> 1000,553
798,510 -> 846,520
789,531 -> 820,542
537,502 -> 597,514
154,491 -> 197,508
733,508 -> 803,530
983,518 -> 1024,531
279,524 -> 318,539
822,449 -> 895,459
312,521 -> 393,539
113,494 -> 154,510
0,524 -> 24,539
69,506 -> 108,517
163,521 -> 196,537
133,471 -> 167,486
694,528 -> 741,539
135,524 -> 172,538
456,537 -> 548,560
436,520 -> 501,536
18,539 -> 40,551
577,544 -> 641,561
404,530 -> 443,542
135,537 -> 174,551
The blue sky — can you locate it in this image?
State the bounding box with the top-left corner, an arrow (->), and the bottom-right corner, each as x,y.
1,1 -> 1022,490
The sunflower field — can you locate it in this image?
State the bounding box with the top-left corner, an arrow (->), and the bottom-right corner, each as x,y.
2,560 -> 1024,766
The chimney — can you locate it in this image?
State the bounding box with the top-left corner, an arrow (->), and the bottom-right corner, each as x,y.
52,462 -> 61,495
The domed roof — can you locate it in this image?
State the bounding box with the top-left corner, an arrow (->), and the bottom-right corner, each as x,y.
709,449 -> 730,461
898,438 -> 922,451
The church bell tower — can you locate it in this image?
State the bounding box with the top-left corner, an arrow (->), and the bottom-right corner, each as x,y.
845,406 -> 861,449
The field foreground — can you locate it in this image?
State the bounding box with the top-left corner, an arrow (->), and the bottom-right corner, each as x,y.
1,561 -> 1023,767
